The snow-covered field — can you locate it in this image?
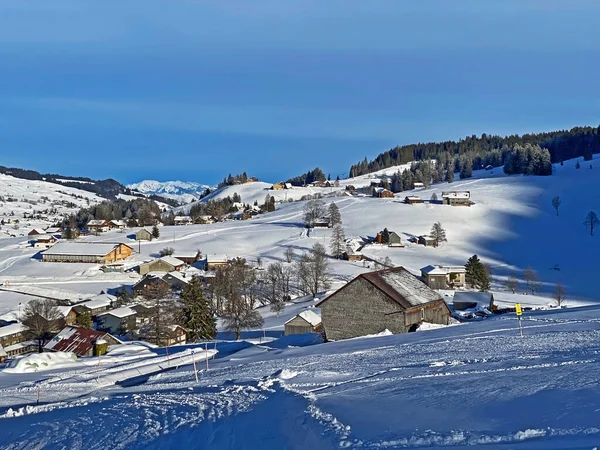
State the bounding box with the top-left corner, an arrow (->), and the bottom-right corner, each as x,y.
1,306 -> 600,449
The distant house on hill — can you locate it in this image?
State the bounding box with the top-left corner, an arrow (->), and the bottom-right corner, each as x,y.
417,235 -> 436,247
109,220 -> 126,230
376,230 -> 402,247
317,267 -> 451,340
28,228 -> 46,237
44,326 -> 121,357
174,216 -> 193,225
139,256 -> 185,275
313,218 -> 331,228
413,182 -> 425,189
87,219 -> 111,233
404,195 -> 422,204
271,182 -> 285,190
420,265 -> 466,289
173,251 -> 201,265
34,235 -> 58,249
373,188 -> 394,198
284,310 -> 322,336
442,191 -> 471,206
135,228 -> 153,241
42,242 -> 133,264
193,215 -> 216,225
206,255 -> 230,270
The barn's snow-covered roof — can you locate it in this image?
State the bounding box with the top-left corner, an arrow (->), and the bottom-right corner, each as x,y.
43,242 -> 131,257
421,265 -> 466,275
285,309 -> 321,327
98,307 -> 137,319
442,191 -> 470,199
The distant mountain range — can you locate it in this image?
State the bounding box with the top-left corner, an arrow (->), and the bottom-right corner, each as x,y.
127,180 -> 213,204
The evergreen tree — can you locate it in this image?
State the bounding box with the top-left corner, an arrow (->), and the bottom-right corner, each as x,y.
330,224 -> 346,259
430,222 -> 447,247
459,156 -> 473,179
465,255 -> 490,291
328,202 -> 342,226
445,159 -> 454,183
178,276 -> 217,341
381,228 -> 390,244
75,311 -> 93,329
151,224 -> 160,239
583,211 -> 600,236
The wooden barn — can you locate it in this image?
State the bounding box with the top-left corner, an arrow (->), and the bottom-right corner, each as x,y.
42,242 -> 133,264
404,195 -> 423,204
373,188 -> 394,198
317,267 -> 451,341
420,265 -> 466,289
135,228 -> 153,241
139,256 -> 185,275
87,219 -> 111,233
284,310 -> 322,336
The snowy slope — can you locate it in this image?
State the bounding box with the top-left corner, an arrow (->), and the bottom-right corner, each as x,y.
127,180 -> 212,204
0,174 -> 103,239
1,306 -> 600,448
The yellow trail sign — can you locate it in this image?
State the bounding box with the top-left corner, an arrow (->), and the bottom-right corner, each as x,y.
515,303 -> 522,316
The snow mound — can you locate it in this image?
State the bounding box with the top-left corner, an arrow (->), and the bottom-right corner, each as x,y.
4,351 -> 78,373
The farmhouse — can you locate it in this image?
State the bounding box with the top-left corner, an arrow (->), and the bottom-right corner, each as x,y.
96,307 -> 138,335
138,324 -> 187,347
173,251 -> 201,265
194,215 -> 216,225
174,216 -> 193,225
284,310 -> 322,336
139,256 -> 185,275
109,220 -> 126,230
57,306 -> 78,325
0,323 -> 33,358
45,226 -> 63,235
413,182 -> 425,189
44,326 -> 121,357
404,195 -> 423,204
313,218 -> 331,228
442,191 -> 471,206
133,272 -> 189,297
28,228 -> 46,236
420,265 -> 466,289
317,267 -> 451,341
34,235 -> 58,249
73,296 -> 115,317
376,230 -> 402,246
453,291 -> 495,311
87,219 -> 110,233
373,188 -> 394,198
135,228 -> 153,241
417,235 -> 436,247
42,242 -> 133,263
271,182 -> 285,190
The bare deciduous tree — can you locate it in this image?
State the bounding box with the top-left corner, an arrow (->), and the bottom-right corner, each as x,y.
554,283 -> 566,307
303,198 -> 326,228
297,243 -> 331,298
551,196 -> 561,216
284,246 -> 295,264
522,266 -> 540,294
583,211 -> 600,236
505,273 -> 519,294
22,299 -> 65,353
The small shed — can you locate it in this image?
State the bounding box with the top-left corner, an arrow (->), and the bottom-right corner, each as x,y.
404,196 -> 423,204
418,235 -> 436,247
453,291 -> 495,311
136,228 -> 153,241
284,310 -> 322,336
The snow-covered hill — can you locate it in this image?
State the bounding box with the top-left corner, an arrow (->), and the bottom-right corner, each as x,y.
127,180 -> 212,204
0,174 -> 103,239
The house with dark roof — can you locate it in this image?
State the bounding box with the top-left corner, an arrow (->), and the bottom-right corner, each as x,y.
44,326 -> 121,357
133,272 -> 189,297
317,267 -> 451,340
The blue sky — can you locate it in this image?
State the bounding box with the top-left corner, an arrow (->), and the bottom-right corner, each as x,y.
0,1 -> 599,184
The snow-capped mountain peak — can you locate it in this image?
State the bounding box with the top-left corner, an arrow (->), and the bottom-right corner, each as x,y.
127,180 -> 212,203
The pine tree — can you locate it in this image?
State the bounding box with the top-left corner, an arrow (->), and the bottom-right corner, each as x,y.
178,276 -> 217,341
430,222 -> 447,247
381,228 -> 390,244
151,224 -> 160,239
465,255 -> 490,291
330,224 -> 346,259
445,159 -> 454,183
583,211 -> 600,236
75,311 -> 93,329
328,202 -> 342,226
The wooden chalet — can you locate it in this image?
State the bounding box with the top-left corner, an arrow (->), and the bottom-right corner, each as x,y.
34,235 -> 58,249
420,265 -> 466,289
404,195 -> 423,204
174,216 -> 193,225
87,219 -> 111,233
317,267 -> 451,340
374,188 -> 394,198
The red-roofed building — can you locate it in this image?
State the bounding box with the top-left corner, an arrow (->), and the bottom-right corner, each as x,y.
44,326 -> 121,357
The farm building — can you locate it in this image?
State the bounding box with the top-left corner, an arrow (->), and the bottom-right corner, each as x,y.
453,291 -> 495,311
404,195 -> 423,204
420,265 -> 466,289
174,216 -> 193,225
0,323 -> 34,358
376,230 -> 402,246
87,219 -> 111,233
34,235 -> 58,249
173,251 -> 201,265
194,215 -> 216,225
373,188 -> 394,198
139,256 -> 185,275
133,272 -> 189,297
284,310 -> 322,336
28,228 -> 46,236
417,235 -> 436,247
271,182 -> 285,190
312,218 -> 331,228
44,326 -> 121,357
57,306 -> 78,326
42,242 -> 133,263
73,295 -> 115,317
442,191 -> 471,206
206,255 -> 230,270
135,228 -> 153,241
413,182 -> 425,189
96,307 -> 138,335
109,220 -> 126,230
317,267 -> 451,341
45,226 -> 63,235
138,324 -> 187,347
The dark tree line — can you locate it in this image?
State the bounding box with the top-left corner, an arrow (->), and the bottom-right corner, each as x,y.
503,144 -> 552,176
70,198 -> 163,228
286,167 -> 326,187
218,172 -> 251,188
349,125 -> 600,178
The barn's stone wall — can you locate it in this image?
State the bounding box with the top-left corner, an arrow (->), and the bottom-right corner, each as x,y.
321,278 -> 406,340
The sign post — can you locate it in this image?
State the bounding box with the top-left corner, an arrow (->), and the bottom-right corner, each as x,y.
515,303 -> 523,337
191,350 -> 199,383
205,342 -> 209,371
